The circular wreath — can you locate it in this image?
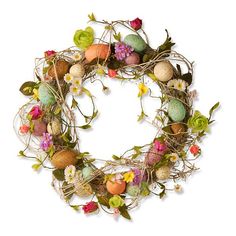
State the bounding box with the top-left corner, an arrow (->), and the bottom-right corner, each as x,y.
14,14 -> 219,220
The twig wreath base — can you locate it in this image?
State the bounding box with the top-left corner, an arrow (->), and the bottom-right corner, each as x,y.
14,14 -> 219,220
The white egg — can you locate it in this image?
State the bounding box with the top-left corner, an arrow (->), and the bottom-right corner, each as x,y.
69,63 -> 85,78
155,166 -> 171,180
47,118 -> 61,136
154,61 -> 173,82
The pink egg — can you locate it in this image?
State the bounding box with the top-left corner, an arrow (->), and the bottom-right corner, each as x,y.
145,146 -> 162,166
32,120 -> 47,136
125,52 -> 140,65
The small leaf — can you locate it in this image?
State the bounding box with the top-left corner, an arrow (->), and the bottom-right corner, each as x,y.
77,152 -> 90,159
97,195 -> 110,208
209,102 -> 220,117
158,29 -> 175,53
137,111 -> 147,122
19,81 -> 37,96
113,32 -> 121,41
181,73 -> 192,85
82,87 -> 92,97
71,97 -> 78,109
159,188 -> 166,199
88,13 -> 96,21
147,73 -> 158,81
119,205 -> 131,220
70,205 -> 80,211
32,163 -> 41,171
79,124 -> 92,129
53,169 -> 65,181
112,155 -> 121,160
18,150 -> 26,157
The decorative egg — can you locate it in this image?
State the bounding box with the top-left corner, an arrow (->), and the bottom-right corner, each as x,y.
82,166 -> 94,180
75,183 -> 93,197
171,123 -> 186,137
69,63 -> 85,78
106,180 -> 126,195
154,61 -> 173,82
51,149 -> 78,169
168,99 -> 186,122
155,166 -> 171,180
85,44 -> 111,62
48,60 -> 70,79
127,185 -> 140,197
125,52 -> 140,65
47,118 -> 61,136
32,120 -> 47,136
38,83 -> 56,106
124,34 -> 147,52
145,146 -> 162,166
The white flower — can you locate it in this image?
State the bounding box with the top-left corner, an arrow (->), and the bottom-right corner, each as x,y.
64,165 -> 76,184
72,52 -> 82,61
64,73 -> 74,83
174,184 -> 182,193
173,79 -> 187,91
169,153 -> 179,163
72,77 -> 82,87
70,85 -> 82,96
167,80 -> 175,88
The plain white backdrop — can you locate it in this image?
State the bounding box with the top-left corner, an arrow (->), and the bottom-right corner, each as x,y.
0,0 -> 235,235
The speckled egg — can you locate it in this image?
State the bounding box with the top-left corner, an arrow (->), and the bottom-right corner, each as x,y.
168,99 -> 186,122
155,166 -> 170,180
47,60 -> 70,80
38,83 -> 56,106
75,183 -> 93,197
32,120 -> 47,136
106,180 -> 126,195
124,34 -> 147,52
125,52 -> 140,65
127,185 -> 140,197
47,118 -> 61,136
145,146 -> 162,166
154,61 -> 173,82
82,166 -> 94,180
69,63 -> 85,78
85,44 -> 111,62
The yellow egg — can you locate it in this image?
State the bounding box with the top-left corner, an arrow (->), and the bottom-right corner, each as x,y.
47,118 -> 61,136
154,61 -> 173,82
155,166 -> 171,180
69,63 -> 85,78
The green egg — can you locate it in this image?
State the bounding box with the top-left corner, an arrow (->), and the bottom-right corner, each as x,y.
82,166 -> 93,180
127,185 -> 140,197
168,99 -> 186,122
124,34 -> 147,52
38,83 -> 56,106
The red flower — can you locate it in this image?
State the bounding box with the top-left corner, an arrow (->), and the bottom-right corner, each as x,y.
82,201 -> 98,214
130,18 -> 142,31
44,50 -> 56,57
29,105 -> 43,120
108,69 -> 117,78
190,145 -> 200,156
19,124 -> 30,134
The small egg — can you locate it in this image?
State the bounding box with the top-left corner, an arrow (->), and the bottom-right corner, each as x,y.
38,83 -> 56,106
124,34 -> 147,52
106,180 -> 126,195
47,118 -> 61,136
47,60 -> 70,80
154,61 -> 173,82
145,146 -> 162,166
125,52 -> 140,65
85,44 -> 111,62
82,166 -> 94,180
171,123 -> 186,137
32,120 -> 47,136
127,185 -> 140,197
155,166 -> 171,180
168,99 -> 186,122
69,63 -> 85,78
75,183 -> 93,197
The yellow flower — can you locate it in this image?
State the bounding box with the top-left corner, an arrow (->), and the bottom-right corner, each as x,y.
169,153 -> 179,163
32,88 -> 39,100
138,83 -> 148,97
96,65 -> 105,76
123,171 -> 135,183
64,73 -> 74,83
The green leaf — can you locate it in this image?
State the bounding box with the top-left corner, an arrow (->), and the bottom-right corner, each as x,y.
84,158 -> 96,164
113,32 -> 121,41
77,152 -> 90,159
159,188 -> 166,199
32,163 -> 41,171
147,73 -> 158,81
112,155 -> 121,160
18,150 -> 26,157
158,29 -> 175,53
181,73 -> 192,85
19,81 -> 37,96
71,97 -> 78,109
119,205 -> 131,220
53,169 -> 65,181
88,13 -> 96,21
79,124 -> 92,129
70,205 -> 80,211
97,195 -> 110,208
137,111 -> 147,122
209,102 -> 220,117
82,87 -> 92,97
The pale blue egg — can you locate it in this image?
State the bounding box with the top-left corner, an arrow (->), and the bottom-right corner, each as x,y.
38,83 -> 56,106
168,99 -> 186,122
82,166 -> 93,180
124,34 -> 147,52
127,185 -> 140,197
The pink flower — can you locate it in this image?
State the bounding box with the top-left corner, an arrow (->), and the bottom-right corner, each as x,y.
40,133 -> 53,151
154,140 -> 167,154
108,69 -> 117,78
190,144 -> 200,156
130,18 -> 142,31
44,50 -> 56,57
82,201 -> 98,214
19,124 -> 30,134
114,42 -> 133,61
113,208 -> 120,219
29,105 -> 42,120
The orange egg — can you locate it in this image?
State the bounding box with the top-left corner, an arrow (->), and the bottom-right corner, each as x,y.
106,180 -> 126,195
85,44 -> 111,62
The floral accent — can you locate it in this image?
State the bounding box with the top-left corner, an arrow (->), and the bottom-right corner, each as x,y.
40,133 -> 53,151
33,88 -> 39,100
130,18 -> 142,31
138,83 -> 148,97
154,139 -> 167,154
70,85 -> 82,96
114,42 -> 133,61
132,168 -> 143,185
187,111 -> 209,133
82,201 -> 98,214
73,27 -> 94,50
64,73 -> 74,83
108,69 -> 117,78
113,208 -> 120,219
44,50 -> 56,57
123,171 -> 135,183
72,52 -> 82,61
168,153 -> 179,162
64,165 -> 77,184
167,79 -> 187,91
19,124 -> 30,134
72,77 -> 82,87
174,184 -> 182,193
109,195 -> 124,208
28,105 -> 42,120
190,144 -> 200,156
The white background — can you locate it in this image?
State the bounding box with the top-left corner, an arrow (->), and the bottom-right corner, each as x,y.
0,0 -> 235,235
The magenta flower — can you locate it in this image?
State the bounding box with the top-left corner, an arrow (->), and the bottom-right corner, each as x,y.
114,42 -> 133,61
40,133 -> 53,151
29,105 -> 42,120
44,50 -> 56,57
130,18 -> 142,31
154,140 -> 167,154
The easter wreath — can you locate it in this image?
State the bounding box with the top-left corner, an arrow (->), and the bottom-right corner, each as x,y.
14,14 -> 219,220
